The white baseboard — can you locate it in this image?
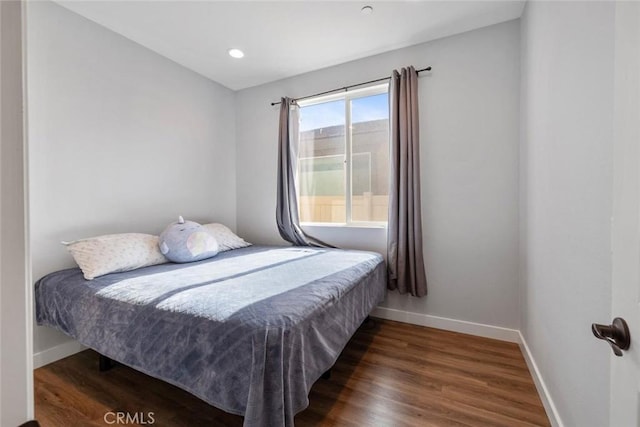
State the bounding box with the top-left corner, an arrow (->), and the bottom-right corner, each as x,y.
371,306 -> 521,342
518,332 -> 564,427
33,340 -> 86,369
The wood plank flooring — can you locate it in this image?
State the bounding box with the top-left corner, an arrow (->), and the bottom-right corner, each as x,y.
34,319 -> 550,426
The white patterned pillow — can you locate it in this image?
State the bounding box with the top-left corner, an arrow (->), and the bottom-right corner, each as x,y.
63,233 -> 168,280
201,223 -> 251,252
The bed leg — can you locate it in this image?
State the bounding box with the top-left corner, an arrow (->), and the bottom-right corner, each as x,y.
362,315 -> 376,329
321,369 -> 331,380
99,354 -> 115,372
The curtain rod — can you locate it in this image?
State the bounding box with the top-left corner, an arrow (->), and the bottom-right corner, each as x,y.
270,66 -> 432,106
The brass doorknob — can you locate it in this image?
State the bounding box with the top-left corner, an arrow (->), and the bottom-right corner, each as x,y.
592,317 -> 631,357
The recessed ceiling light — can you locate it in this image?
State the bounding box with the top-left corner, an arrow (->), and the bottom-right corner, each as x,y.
361,5 -> 373,15
228,48 -> 244,59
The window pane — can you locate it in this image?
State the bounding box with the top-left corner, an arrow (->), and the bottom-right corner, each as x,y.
298,100 -> 346,223
350,93 -> 389,222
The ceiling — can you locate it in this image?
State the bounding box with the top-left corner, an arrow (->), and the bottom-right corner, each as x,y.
56,1 -> 525,91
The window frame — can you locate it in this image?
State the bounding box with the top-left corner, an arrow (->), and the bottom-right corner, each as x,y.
297,83 -> 389,228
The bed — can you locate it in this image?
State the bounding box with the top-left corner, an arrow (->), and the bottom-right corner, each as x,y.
35,245 -> 386,426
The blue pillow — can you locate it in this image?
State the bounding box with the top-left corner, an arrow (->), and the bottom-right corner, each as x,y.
159,216 -> 219,263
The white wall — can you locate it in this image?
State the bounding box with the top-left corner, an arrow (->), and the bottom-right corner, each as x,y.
27,1 -> 237,356
235,20 -> 521,330
1,1 -> 32,424
519,2 -> 615,426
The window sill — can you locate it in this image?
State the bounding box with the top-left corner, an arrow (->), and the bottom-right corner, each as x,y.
301,222 -> 387,230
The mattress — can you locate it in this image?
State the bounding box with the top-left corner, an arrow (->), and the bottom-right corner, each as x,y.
35,245 -> 386,426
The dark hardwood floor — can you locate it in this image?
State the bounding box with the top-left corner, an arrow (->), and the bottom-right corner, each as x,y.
34,319 -> 550,426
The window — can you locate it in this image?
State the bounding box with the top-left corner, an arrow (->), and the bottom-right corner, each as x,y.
297,84 -> 389,225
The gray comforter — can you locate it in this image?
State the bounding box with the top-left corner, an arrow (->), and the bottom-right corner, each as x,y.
35,246 -> 386,426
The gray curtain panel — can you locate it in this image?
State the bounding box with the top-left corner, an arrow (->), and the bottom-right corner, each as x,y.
387,66 -> 428,297
276,97 -> 333,248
